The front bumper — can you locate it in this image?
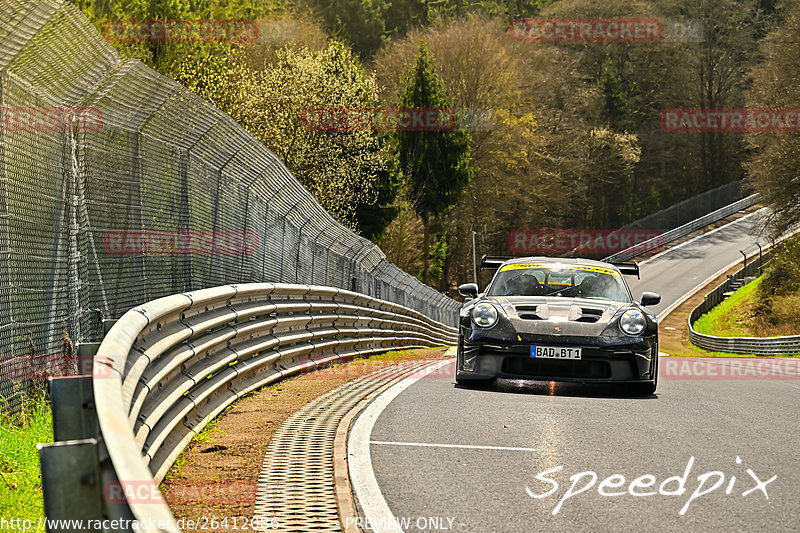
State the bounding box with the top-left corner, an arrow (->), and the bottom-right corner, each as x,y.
458,337 -> 657,384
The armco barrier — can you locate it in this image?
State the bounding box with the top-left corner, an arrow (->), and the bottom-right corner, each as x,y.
688,245 -> 800,355
603,194 -> 760,262
0,0 -> 461,418
38,283 -> 458,532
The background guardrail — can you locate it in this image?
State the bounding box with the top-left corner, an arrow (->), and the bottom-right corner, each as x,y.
38,283 -> 458,532
602,194 -> 761,262
688,242 -> 800,355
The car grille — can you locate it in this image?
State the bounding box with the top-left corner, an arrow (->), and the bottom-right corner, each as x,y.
502,357 -> 611,379
576,307 -> 603,323
513,305 -> 605,322
514,305 -> 543,320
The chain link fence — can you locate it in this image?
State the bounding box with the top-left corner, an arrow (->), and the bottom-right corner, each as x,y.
0,0 -> 460,417
621,179 -> 749,232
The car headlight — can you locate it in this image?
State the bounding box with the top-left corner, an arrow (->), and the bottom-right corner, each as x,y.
472,303 -> 498,328
619,309 -> 646,335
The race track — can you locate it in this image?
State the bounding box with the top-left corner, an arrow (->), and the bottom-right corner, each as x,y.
351,209 -> 800,533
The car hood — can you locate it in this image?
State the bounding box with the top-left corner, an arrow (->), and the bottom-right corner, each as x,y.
487,296 -> 629,337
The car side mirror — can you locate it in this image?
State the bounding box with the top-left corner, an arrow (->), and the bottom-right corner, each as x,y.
458,283 -> 479,299
640,291 -> 661,307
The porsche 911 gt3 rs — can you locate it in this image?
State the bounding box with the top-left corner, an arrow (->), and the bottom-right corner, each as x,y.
456,256 -> 661,395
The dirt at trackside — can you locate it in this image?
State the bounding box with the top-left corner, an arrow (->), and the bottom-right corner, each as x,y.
160,347 -> 450,528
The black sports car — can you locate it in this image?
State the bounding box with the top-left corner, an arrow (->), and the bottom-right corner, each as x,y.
456,256 -> 661,395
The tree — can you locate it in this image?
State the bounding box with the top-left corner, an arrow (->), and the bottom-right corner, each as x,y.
232,41 -> 400,233
745,0 -> 798,238
373,15 -> 552,290
397,40 -> 472,284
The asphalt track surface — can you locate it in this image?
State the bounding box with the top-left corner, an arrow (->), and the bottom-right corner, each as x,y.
627,208 -> 769,317
356,209 -> 800,532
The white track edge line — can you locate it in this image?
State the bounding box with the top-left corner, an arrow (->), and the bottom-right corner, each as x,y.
369,441 -> 537,452
656,257 -> 745,321
640,208 -> 765,266
348,358 -> 454,533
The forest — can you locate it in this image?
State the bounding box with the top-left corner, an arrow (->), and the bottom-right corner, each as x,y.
72,0 -> 799,295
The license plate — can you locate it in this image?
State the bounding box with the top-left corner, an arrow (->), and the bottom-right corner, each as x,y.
531,346 -> 582,359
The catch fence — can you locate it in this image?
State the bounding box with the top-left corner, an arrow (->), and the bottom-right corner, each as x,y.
0,0 -> 459,416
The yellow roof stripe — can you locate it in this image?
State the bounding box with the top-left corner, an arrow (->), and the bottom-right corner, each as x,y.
498,263 -> 621,277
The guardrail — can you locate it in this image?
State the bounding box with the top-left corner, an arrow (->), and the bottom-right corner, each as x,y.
602,194 -> 760,262
38,283 -> 458,532
688,246 -> 800,355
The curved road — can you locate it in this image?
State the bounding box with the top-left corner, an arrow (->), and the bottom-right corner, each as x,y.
351,209 -> 800,532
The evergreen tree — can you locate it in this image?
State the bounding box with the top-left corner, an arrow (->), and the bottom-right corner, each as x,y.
397,40 -> 472,284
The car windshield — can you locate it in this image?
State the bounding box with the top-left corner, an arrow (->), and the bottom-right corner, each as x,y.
487,263 -> 630,302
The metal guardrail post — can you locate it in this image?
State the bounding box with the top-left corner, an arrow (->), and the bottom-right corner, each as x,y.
39,342 -> 105,531
38,438 -> 105,531
102,319 -> 118,338
49,374 -> 98,442
38,283 -> 458,532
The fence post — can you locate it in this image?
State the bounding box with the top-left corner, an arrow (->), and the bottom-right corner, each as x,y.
757,243 -> 763,276
0,77 -> 15,365
740,250 -> 747,278
128,131 -> 147,304
177,148 -> 192,292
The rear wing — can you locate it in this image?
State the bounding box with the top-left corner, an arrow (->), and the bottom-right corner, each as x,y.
480,255 -> 514,271
609,262 -> 640,279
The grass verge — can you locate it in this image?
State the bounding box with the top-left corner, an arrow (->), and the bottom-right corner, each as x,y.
0,398 -> 52,519
658,263 -> 772,357
693,277 -> 763,337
